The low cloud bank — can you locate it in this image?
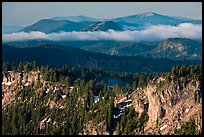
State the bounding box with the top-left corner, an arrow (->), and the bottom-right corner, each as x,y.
2,23 -> 202,42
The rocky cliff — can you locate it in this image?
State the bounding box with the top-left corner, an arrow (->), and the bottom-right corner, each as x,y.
131,75 -> 202,135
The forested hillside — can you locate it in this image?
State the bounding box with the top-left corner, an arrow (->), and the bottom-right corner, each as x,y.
2,44 -> 201,73
2,62 -> 202,135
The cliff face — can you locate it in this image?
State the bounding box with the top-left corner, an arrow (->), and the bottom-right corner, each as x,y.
131,75 -> 202,135
2,71 -> 41,108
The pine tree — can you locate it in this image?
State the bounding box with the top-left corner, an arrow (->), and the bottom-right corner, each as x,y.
133,81 -> 137,90
33,61 -> 37,71
18,62 -> 24,72
24,62 -> 29,73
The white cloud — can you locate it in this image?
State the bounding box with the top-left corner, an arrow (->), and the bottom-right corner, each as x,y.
2,23 -> 202,42
2,31 -> 48,42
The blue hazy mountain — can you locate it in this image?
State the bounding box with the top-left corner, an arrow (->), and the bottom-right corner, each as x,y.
19,12 -> 201,33
81,21 -> 124,31
51,15 -> 102,22
20,19 -> 90,33
112,12 -> 202,26
50,12 -> 202,26
2,25 -> 23,34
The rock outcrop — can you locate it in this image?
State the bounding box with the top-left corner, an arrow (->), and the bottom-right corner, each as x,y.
131,76 -> 202,135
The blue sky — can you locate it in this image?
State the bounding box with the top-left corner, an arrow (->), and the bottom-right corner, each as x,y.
2,2 -> 202,26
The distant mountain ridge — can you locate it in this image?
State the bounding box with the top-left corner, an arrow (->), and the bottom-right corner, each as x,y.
3,38 -> 202,61
51,15 -> 102,22
81,21 -> 124,31
50,12 -> 202,25
2,43 -> 201,73
18,12 -> 202,33
112,12 -> 202,26
20,19 -> 90,33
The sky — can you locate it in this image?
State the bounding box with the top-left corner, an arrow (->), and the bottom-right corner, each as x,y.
2,2 -> 202,26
